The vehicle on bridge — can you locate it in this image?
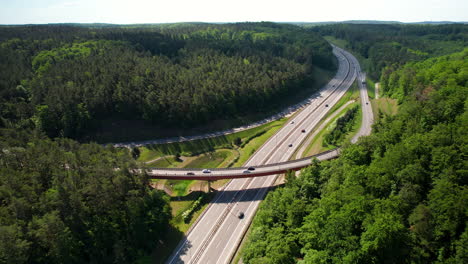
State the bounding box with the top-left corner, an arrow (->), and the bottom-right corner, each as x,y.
202,169 -> 211,173
238,211 -> 244,219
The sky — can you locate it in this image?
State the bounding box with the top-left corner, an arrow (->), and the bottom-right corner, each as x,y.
0,0 -> 467,24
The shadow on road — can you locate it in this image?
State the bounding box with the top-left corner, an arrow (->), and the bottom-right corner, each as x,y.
165,238 -> 192,264
210,185 -> 279,204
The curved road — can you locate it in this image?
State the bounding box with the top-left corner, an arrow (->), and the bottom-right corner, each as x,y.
165,45 -> 370,264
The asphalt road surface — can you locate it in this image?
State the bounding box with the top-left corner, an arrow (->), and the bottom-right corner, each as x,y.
166,45 -> 368,264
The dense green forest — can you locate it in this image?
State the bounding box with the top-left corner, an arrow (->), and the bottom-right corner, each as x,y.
311,24 -> 467,80
0,131 -> 171,263
0,22 -> 334,140
242,47 -> 467,263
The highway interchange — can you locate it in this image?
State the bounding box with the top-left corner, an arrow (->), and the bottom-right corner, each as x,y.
164,45 -> 372,264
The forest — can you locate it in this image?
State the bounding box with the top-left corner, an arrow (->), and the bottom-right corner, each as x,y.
0,131 -> 171,263
311,24 -> 467,80
0,22 -> 336,264
1,22 -> 466,263
0,22 -> 335,140
242,45 -> 467,263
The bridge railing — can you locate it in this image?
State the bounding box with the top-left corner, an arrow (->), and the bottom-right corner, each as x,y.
148,148 -> 340,172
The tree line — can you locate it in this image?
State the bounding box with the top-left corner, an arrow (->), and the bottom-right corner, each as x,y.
311,23 -> 467,80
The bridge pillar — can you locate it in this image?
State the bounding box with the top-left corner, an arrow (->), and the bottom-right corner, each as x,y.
207,180 -> 213,192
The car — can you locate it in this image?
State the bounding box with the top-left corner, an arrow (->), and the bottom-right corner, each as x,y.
288,143 -> 293,147
247,166 -> 255,171
366,102 -> 369,105
325,104 -> 329,107
301,129 -> 306,133
243,170 -> 251,173
186,172 -> 195,176
290,121 -> 295,124
238,212 -> 244,219
202,169 -> 211,173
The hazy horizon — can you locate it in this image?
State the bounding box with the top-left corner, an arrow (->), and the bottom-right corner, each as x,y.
1,0 -> 467,25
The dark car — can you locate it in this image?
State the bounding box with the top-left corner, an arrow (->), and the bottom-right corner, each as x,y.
247,166 -> 255,171
325,104 -> 329,107
288,143 -> 293,147
186,172 -> 195,176
366,102 -> 369,105
238,212 -> 244,219
301,129 -> 306,133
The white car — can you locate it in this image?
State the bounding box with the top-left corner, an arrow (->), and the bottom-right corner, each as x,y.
202,169 -> 211,173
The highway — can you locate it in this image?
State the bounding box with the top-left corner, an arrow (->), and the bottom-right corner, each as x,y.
351,70 -> 374,142
165,45 -> 367,264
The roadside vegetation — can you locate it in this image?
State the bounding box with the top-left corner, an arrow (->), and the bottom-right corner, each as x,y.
323,105 -> 359,146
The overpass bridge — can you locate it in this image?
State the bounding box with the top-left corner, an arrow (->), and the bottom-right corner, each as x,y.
148,148 -> 340,180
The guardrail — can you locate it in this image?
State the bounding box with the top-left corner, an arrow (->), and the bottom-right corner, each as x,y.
148,148 -> 341,180
148,148 -> 340,172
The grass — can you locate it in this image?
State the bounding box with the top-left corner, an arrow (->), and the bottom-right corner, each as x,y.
138,147 -> 162,162
233,118 -> 286,167
184,149 -> 233,168
346,105 -> 363,142
147,156 -> 181,168
145,191 -> 216,264
138,117 -> 287,160
371,97 -> 399,121
170,192 -> 215,233
365,78 -> 376,99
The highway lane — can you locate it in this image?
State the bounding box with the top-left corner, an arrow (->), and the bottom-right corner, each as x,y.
351,61 -> 374,142
166,45 -> 360,264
